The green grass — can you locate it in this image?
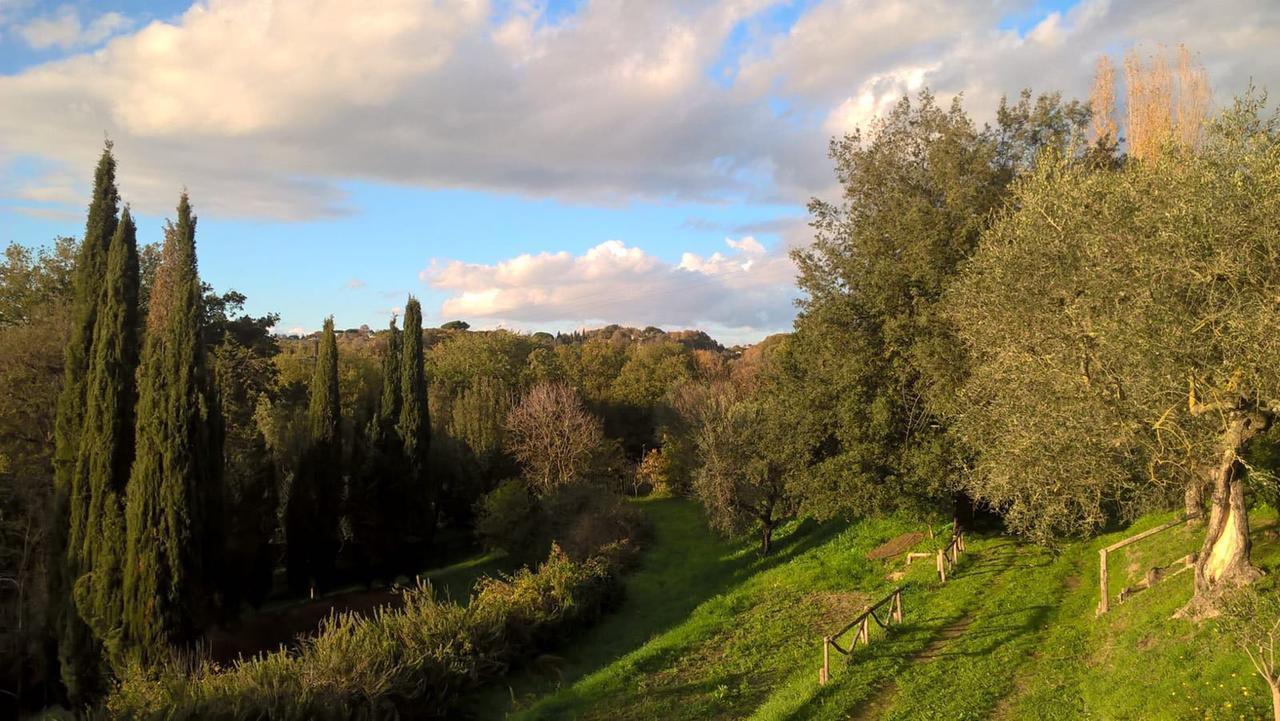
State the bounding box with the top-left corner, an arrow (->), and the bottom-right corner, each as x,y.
464,498 -> 1280,720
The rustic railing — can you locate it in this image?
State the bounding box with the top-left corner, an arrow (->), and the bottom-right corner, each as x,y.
936,530 -> 966,583
819,586 -> 904,685
1096,517 -> 1187,616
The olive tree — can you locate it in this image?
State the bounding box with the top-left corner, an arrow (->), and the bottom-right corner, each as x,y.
948,94 -> 1280,606
685,382 -> 806,555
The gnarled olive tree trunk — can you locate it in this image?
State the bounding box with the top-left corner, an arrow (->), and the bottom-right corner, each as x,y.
1192,410 -> 1268,601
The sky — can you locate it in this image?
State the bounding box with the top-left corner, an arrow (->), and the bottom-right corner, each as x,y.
0,0 -> 1277,344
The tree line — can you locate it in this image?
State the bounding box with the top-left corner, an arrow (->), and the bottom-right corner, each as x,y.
673,47 -> 1280,623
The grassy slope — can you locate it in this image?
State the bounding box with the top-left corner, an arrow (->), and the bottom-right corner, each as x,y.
481,498 -> 1280,721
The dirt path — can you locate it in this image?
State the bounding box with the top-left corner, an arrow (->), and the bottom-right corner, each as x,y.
867,532 -> 925,561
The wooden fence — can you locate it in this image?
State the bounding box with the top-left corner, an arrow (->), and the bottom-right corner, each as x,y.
1096,517 -> 1187,616
936,530 -> 966,583
820,587 -> 904,685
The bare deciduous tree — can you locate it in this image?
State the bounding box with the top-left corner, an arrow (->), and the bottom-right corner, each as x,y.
1090,55 -> 1118,145
1123,44 -> 1211,159
505,382 -> 604,494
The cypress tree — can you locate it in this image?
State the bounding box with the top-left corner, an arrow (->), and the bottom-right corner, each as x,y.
124,193 -> 216,661
352,316 -> 401,580
72,207 -> 139,667
286,317 -> 342,593
51,142 -> 119,702
376,316 -> 402,441
397,298 -> 432,563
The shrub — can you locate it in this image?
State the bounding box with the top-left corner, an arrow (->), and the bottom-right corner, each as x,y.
477,479 -> 651,565
474,478 -> 540,560
541,484 -> 650,563
105,545 -> 625,720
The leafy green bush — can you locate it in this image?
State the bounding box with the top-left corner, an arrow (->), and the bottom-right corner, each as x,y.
105,544 -> 628,720
475,478 -> 540,559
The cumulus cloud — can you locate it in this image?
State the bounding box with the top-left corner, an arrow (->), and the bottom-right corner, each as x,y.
0,0 -> 794,219
751,0 -> 1280,139
17,5 -> 132,50
423,237 -> 797,337
0,0 -> 1277,223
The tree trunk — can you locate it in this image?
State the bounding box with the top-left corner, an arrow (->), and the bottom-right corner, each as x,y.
1271,681 -> 1280,721
1184,471 -> 1210,526
761,521 -> 773,555
1193,412 -> 1267,601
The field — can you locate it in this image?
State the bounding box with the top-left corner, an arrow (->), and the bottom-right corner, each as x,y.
459,498 -> 1280,720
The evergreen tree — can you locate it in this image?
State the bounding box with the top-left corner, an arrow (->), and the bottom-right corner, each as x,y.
211,338 -> 278,608
286,317 -> 342,593
50,142 -> 119,702
397,298 -> 432,563
351,316 -> 400,580
124,193 -> 217,661
71,207 -> 139,666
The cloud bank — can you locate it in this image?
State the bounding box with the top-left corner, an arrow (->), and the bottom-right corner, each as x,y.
423,236 -> 798,339
0,0 -> 1273,221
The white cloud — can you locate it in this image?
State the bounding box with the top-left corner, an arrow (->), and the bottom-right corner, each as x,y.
0,0 -> 793,219
0,0 -> 1277,223
344,278 -> 367,290
18,5 -> 132,50
423,237 -> 797,337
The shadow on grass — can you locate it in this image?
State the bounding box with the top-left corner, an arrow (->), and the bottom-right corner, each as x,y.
458,500 -> 846,719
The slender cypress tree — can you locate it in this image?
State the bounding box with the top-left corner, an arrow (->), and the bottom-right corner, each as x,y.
286,317 -> 342,593
124,193 -> 215,661
352,316 -> 400,580
376,316 -> 402,442
72,207 -> 139,666
51,142 -> 119,702
308,317 -> 342,586
397,298 -> 432,562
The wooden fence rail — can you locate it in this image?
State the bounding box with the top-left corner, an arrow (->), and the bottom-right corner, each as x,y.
1096,516 -> 1187,616
820,587 -> 904,685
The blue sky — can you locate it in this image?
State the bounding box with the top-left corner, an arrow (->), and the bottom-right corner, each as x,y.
1,0 -> 1275,342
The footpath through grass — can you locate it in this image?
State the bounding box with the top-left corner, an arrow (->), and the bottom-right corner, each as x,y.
466,497 -> 1280,721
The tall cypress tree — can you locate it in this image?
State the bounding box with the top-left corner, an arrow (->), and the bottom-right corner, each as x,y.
397,298 -> 432,563
352,316 -> 401,580
124,193 -> 215,661
72,207 -> 139,667
51,142 -> 119,702
376,316 -> 402,444
286,317 -> 342,593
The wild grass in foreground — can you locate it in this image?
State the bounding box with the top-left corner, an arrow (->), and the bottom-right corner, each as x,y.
105,542 -> 632,720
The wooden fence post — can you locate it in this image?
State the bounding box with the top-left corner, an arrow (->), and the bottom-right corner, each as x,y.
937,549 -> 946,583
893,590 -> 903,623
1096,548 -> 1109,616
821,637 -> 829,685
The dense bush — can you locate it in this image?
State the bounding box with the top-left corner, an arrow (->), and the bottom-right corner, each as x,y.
476,480 -> 650,565
474,478 -> 540,559
105,543 -> 630,720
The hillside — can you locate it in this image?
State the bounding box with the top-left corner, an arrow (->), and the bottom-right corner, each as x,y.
464,498 -> 1280,720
